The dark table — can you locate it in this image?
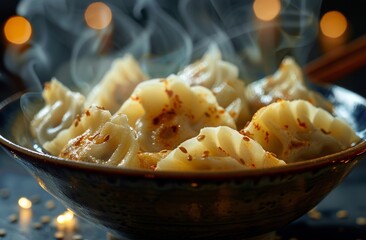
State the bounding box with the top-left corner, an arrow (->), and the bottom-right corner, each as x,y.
1,145 -> 366,240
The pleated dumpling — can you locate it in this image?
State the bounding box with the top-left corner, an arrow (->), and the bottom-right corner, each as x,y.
43,106 -> 111,155
243,100 -> 361,163
116,75 -> 236,152
178,44 -> 251,128
59,111 -> 140,168
245,57 -> 333,114
84,54 -> 148,113
156,126 -> 286,171
31,78 -> 85,146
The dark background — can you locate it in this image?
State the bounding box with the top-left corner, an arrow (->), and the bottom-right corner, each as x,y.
0,0 -> 365,100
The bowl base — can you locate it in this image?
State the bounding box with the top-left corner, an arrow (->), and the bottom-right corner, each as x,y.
107,231 -> 276,240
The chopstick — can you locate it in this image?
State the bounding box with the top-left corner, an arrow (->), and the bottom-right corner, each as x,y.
304,35 -> 366,83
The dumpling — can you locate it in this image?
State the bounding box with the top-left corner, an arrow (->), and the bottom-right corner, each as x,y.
84,54 -> 148,113
156,126 -> 286,171
59,111 -> 140,168
43,106 -> 111,155
178,44 -> 251,128
30,78 -> 85,146
243,99 -> 361,163
245,57 -> 333,114
116,75 -> 236,152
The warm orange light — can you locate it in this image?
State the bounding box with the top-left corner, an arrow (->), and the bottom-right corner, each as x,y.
84,2 -> 112,30
56,210 -> 74,224
253,0 -> 281,21
18,197 -> 32,209
4,16 -> 32,44
320,11 -> 348,38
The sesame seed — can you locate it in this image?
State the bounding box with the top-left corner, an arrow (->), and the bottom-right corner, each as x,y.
0,228 -> 6,237
8,214 -> 18,223
307,208 -> 322,220
40,215 -> 51,224
196,135 -> 205,141
356,217 -> 366,226
33,222 -> 42,230
54,231 -> 65,239
179,146 -> 188,153
336,210 -> 349,219
0,188 -> 10,199
72,234 -> 84,240
45,200 -> 56,210
201,150 -> 209,158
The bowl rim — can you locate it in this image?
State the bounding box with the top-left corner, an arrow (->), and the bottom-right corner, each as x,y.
1,91 -> 366,180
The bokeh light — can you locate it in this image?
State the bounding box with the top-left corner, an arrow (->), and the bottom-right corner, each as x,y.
253,0 -> 281,21
18,197 -> 32,209
56,210 -> 75,224
84,2 -> 112,30
320,11 -> 348,38
4,16 -> 32,44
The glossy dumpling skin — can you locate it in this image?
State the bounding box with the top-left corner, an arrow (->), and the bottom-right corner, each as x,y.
43,106 -> 111,156
178,44 -> 251,128
243,100 -> 361,163
156,126 -> 286,171
116,75 -> 236,152
31,78 -> 85,146
246,57 -> 333,114
59,111 -> 140,168
84,55 -> 147,113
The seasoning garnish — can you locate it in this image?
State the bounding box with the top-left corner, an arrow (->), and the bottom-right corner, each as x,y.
179,146 -> 188,154
196,135 -> 205,141
336,210 -> 348,219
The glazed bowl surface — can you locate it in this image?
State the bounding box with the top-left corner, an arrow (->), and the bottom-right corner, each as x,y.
0,85 -> 366,240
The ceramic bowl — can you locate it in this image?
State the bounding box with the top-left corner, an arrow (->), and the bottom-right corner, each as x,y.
0,85 -> 366,240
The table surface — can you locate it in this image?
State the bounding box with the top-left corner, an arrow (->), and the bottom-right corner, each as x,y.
1,150 -> 366,240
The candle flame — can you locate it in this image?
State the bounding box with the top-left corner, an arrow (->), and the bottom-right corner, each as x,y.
4,16 -> 32,44
18,197 -> 32,209
84,2 -> 112,30
56,210 -> 74,224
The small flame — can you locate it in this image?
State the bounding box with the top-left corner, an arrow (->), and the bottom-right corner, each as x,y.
253,0 -> 281,21
84,2 -> 112,30
56,210 -> 75,224
18,197 -> 32,209
320,11 -> 348,39
4,16 -> 32,44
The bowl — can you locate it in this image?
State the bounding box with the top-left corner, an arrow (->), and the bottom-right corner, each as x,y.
1,85 -> 366,240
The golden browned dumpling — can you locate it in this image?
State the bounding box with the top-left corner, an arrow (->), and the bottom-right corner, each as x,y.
246,57 -> 333,114
84,54 -> 147,113
243,99 -> 360,163
178,44 -> 251,128
116,75 -> 236,152
31,78 -> 85,146
156,126 -> 285,171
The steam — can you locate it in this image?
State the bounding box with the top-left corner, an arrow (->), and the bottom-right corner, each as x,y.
4,0 -> 322,93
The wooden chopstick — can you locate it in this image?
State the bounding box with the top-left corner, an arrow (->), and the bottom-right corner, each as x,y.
304,35 -> 366,83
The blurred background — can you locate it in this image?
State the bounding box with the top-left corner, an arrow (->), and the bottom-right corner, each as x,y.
0,0 -> 365,100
